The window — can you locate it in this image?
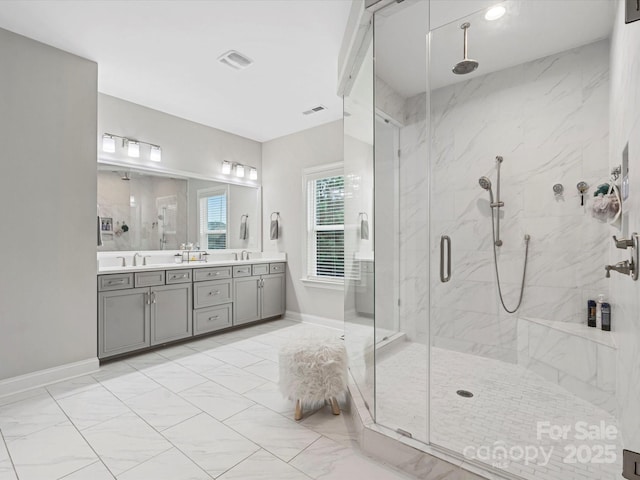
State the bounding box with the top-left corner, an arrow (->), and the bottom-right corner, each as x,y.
198,188 -> 227,249
305,163 -> 344,284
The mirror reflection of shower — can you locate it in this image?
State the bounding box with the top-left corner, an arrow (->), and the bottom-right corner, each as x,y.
478,155 -> 530,313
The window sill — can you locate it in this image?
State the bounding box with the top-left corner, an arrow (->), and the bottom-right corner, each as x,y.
300,278 -> 344,291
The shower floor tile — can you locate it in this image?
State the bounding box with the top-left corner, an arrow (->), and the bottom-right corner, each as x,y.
375,342 -> 622,480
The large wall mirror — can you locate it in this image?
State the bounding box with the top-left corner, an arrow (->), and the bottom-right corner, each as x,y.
97,162 -> 261,252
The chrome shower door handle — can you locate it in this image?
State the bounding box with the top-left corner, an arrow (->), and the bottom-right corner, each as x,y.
440,235 -> 451,283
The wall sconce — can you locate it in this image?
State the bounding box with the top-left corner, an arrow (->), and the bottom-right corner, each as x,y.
221,160 -> 232,175
249,167 -> 258,180
235,164 -> 245,178
102,132 -> 162,162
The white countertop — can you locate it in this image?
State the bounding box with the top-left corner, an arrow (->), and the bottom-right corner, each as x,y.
98,253 -> 286,275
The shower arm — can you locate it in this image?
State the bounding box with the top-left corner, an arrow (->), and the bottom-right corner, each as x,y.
462,23 -> 469,60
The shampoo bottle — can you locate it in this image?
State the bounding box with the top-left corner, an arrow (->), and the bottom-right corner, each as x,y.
601,302 -> 611,331
587,300 -> 596,327
596,294 -> 605,329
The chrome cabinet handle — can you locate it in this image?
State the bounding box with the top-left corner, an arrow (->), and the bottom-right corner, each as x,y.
107,279 -> 125,285
208,271 -> 221,276
145,292 -> 151,305
208,315 -> 219,321
208,290 -> 221,296
172,274 -> 188,279
440,235 -> 452,283
151,292 -> 156,304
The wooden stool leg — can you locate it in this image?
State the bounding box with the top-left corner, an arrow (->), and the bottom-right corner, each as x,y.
330,397 -> 340,416
295,399 -> 303,421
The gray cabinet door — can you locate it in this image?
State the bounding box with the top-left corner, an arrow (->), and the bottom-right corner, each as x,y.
261,273 -> 285,319
150,284 -> 193,345
98,288 -> 150,359
233,276 -> 261,325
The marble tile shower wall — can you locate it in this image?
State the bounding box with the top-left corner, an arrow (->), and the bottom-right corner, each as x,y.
430,40 -> 611,362
399,92 -> 430,344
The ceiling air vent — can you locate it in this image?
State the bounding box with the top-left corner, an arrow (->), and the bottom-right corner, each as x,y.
218,50 -> 253,70
302,105 -> 327,115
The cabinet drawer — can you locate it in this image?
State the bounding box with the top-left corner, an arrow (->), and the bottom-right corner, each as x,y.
252,264 -> 269,275
194,279 -> 233,308
194,266 -> 232,282
194,303 -> 232,335
269,263 -> 285,274
166,269 -> 192,284
135,270 -> 165,287
98,273 -> 134,291
233,265 -> 253,277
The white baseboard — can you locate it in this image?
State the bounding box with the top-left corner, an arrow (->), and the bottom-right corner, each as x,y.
285,310 -> 343,331
0,357 -> 99,398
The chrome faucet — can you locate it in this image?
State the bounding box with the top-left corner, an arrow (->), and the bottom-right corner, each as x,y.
133,252 -> 142,266
116,256 -> 126,267
233,252 -> 239,261
241,250 -> 249,260
605,259 -> 635,278
143,256 -> 151,266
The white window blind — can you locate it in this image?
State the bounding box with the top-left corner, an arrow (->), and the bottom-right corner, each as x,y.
306,166 -> 344,282
198,188 -> 227,250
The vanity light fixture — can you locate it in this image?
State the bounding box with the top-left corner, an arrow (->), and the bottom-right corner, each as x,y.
127,140 -> 140,158
101,132 -> 163,162
149,145 -> 162,162
249,167 -> 258,180
102,134 -> 116,153
222,160 -> 232,175
485,5 -> 506,21
235,164 -> 245,178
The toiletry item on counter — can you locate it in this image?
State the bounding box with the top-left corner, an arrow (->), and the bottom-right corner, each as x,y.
601,302 -> 611,331
587,300 -> 596,327
596,294 -> 605,329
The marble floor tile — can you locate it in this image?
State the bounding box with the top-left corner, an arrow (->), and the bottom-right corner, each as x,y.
0,435 -> 16,480
45,375 -> 101,400
56,386 -> 130,431
178,381 -> 255,421
123,351 -> 170,371
201,364 -> 267,394
171,352 -> 225,374
6,423 -> 97,480
61,461 -> 114,479
218,449 -> 311,480
224,405 -> 320,462
141,363 -> 208,393
162,413 -> 259,478
0,388 -> 48,408
117,448 -> 210,480
0,393 -> 67,438
301,407 -> 359,447
122,387 -> 201,431
204,346 -> 264,368
81,412 -> 172,476
243,359 -> 279,382
243,381 -> 295,415
98,370 -> 162,401
290,436 -> 412,480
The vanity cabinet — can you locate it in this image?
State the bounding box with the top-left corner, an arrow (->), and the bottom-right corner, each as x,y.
98,261 -> 285,360
233,272 -> 285,325
98,279 -> 192,359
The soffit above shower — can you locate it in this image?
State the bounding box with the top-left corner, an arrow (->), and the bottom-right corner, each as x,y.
0,0 -> 351,143
375,0 -> 616,98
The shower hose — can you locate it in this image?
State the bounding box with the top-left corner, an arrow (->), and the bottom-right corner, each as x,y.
490,211 -> 530,313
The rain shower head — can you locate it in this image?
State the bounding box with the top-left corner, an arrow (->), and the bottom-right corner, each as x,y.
452,22 -> 479,75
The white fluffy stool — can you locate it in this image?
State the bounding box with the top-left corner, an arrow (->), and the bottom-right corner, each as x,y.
279,336 -> 348,421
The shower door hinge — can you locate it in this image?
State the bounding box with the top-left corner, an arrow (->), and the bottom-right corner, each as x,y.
397,298 -> 401,307
397,148 -> 401,158
396,428 -> 413,438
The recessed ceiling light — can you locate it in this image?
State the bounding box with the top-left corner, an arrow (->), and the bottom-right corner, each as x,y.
485,5 -> 506,21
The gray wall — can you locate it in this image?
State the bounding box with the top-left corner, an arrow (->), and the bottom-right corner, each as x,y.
0,28 -> 98,380
262,120 -> 344,321
98,94 -> 262,184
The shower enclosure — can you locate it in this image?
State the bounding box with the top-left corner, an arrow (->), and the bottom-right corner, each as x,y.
343,1 -> 630,479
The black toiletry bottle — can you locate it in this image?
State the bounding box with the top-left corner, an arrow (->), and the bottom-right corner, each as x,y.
601,302 -> 611,331
588,300 -> 597,327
